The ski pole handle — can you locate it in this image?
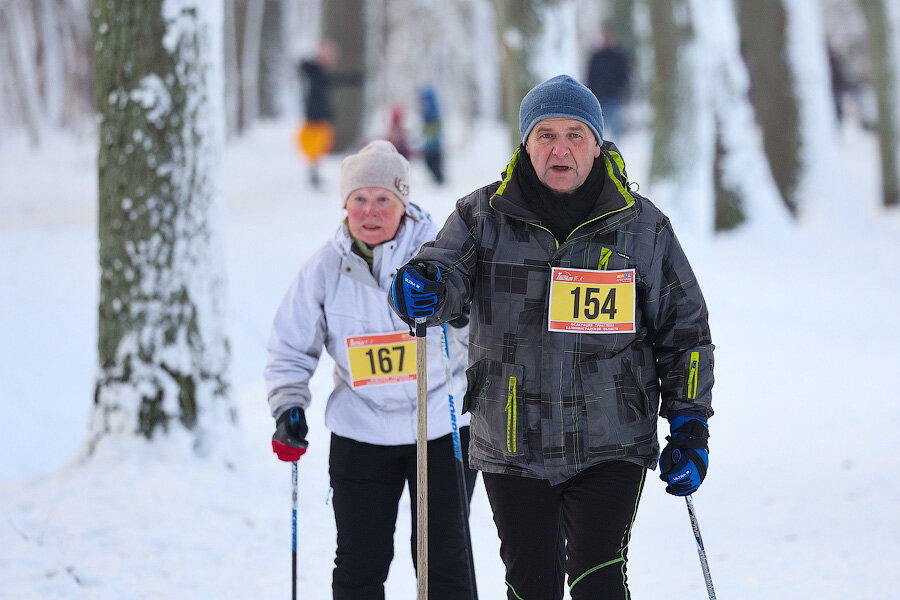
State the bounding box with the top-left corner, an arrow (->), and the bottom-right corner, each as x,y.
685,494 -> 716,600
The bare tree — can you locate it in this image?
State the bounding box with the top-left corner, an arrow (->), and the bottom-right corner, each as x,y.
859,0 -> 900,208
91,0 -> 232,449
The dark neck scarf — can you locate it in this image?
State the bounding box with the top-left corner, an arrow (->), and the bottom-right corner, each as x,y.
515,144 -> 605,243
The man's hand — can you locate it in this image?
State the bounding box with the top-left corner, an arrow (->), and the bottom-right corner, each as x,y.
390,262 -> 445,323
272,407 -> 309,462
659,411 -> 709,496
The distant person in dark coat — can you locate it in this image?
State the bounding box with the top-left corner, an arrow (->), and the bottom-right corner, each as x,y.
587,26 -> 630,140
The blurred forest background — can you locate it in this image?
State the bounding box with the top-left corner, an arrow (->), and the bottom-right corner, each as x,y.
3,0 -> 898,221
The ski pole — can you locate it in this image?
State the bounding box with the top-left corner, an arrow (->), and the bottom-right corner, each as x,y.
290,407 -> 301,600
415,317 -> 429,600
685,494 -> 716,599
440,324 -> 478,600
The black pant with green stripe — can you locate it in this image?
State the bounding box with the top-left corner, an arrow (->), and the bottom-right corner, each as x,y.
482,461 -> 646,600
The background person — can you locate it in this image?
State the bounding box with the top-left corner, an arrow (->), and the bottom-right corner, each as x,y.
266,140 -> 477,599
587,26 -> 630,140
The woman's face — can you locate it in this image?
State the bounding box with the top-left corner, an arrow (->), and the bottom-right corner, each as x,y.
345,187 -> 406,246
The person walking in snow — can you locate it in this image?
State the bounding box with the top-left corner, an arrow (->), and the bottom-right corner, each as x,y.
389,75 -> 714,600
265,140 -> 477,599
587,25 -> 630,140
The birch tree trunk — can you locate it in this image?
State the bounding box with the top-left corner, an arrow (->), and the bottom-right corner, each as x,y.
91,0 -> 232,448
859,0 -> 900,208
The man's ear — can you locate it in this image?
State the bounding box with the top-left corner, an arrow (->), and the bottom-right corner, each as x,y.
593,142 -> 602,158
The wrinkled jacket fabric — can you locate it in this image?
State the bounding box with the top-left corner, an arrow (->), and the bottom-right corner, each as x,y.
265,203 -> 469,446
410,144 -> 713,484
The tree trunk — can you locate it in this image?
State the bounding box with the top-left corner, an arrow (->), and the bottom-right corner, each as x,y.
239,0 -> 264,130
323,0 -> 366,151
859,0 -> 900,208
736,0 -> 801,214
493,0 -> 543,150
648,0 -> 697,184
224,0 -> 241,136
91,0 -> 232,447
258,0 -> 289,119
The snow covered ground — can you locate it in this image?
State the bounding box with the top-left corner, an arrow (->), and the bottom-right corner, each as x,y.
2,120 -> 899,599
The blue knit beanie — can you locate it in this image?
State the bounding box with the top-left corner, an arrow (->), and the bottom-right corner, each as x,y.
519,75 -> 604,143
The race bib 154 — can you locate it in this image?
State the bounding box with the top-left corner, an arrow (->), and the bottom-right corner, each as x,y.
547,267 -> 636,334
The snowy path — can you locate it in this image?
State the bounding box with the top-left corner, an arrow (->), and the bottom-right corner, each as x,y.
2,123 -> 899,598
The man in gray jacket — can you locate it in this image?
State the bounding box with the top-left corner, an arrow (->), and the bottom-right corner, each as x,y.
390,75 -> 714,600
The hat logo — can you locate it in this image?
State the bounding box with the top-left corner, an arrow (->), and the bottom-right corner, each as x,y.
394,177 -> 409,197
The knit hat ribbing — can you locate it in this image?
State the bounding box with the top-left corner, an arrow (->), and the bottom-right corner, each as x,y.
519,75 -> 604,143
340,140 -> 410,205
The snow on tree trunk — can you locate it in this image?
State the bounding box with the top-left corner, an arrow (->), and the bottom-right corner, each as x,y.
738,0 -> 844,223
648,0 -> 790,236
648,0 -> 715,235
859,0 -> 900,208
703,0 -> 791,232
91,0 -> 232,451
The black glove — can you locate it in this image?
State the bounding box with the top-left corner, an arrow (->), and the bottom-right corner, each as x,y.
272,407 -> 309,462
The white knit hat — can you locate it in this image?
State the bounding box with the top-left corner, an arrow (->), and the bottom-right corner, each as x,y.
340,140 -> 410,206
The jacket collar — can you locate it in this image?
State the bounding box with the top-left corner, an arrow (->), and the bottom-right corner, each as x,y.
490,142 -> 638,230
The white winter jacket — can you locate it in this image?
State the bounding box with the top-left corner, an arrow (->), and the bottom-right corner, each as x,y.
265,202 -> 470,446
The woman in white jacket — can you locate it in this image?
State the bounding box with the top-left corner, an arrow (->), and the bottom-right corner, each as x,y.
265,140 -> 476,600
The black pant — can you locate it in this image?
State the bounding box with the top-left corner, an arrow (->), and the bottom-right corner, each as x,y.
329,428 -> 478,600
482,461 -> 646,600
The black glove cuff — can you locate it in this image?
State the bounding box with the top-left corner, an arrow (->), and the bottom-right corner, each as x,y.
664,434 -> 709,451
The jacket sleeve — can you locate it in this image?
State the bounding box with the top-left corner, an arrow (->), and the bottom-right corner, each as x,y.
644,218 -> 714,420
264,259 -> 328,419
409,197 -> 480,327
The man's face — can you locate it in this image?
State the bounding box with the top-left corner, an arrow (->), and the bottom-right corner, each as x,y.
525,118 -> 601,194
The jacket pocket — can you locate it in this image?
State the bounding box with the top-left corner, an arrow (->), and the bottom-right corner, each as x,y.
578,355 -> 654,454
465,358 -> 525,457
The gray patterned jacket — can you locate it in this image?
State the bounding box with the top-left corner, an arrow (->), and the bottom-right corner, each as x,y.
413,143 -> 714,484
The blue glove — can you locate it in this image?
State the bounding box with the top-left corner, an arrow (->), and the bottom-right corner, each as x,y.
659,411 -> 709,496
390,262 -> 444,322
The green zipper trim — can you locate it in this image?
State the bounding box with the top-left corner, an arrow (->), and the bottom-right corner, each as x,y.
506,376 -> 518,453
687,351 -> 700,400
598,247 -> 612,270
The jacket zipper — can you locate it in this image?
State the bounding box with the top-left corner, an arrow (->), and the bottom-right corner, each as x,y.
506,376 -> 517,453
